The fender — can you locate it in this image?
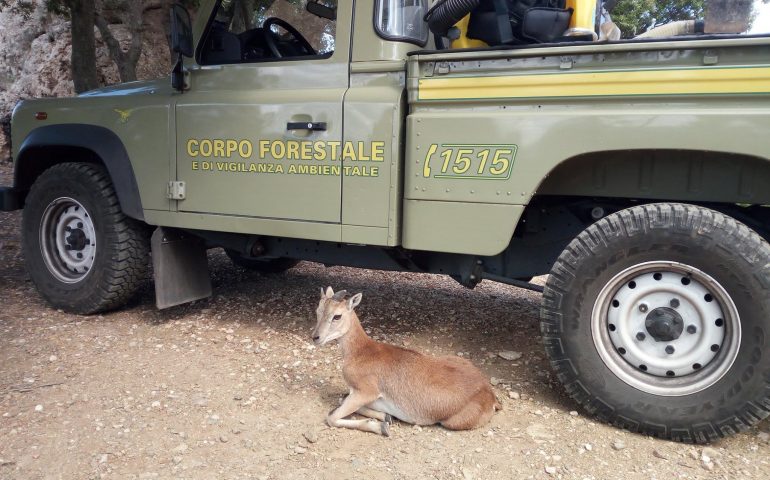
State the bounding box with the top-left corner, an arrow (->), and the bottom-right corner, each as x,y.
15,124 -> 144,221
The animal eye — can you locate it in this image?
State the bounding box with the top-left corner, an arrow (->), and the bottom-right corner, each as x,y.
332,314 -> 342,321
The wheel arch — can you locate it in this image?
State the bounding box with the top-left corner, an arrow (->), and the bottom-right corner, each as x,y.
15,124 -> 144,221
534,149 -> 770,206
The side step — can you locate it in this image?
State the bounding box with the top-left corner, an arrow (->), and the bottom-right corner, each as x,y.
152,227 -> 212,309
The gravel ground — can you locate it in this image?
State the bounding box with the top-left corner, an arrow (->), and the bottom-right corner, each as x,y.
1,162 -> 769,480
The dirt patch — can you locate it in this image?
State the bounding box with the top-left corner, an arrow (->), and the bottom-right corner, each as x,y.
1,163 -> 769,479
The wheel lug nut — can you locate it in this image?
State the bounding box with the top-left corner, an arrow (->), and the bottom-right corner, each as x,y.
77,253 -> 83,259
687,325 -> 697,334
77,222 -> 84,229
638,303 -> 648,313
636,332 -> 646,341
670,298 -> 680,308
65,226 -> 72,232
665,345 -> 675,354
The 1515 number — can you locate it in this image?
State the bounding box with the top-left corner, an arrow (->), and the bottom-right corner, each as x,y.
422,144 -> 517,180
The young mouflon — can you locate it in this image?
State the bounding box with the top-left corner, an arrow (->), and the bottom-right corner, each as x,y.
312,287 -> 500,436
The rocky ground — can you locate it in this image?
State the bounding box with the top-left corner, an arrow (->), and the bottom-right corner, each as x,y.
1,162 -> 769,480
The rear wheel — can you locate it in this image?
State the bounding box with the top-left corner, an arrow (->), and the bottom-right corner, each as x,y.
225,250 -> 299,274
22,163 -> 150,314
542,203 -> 770,443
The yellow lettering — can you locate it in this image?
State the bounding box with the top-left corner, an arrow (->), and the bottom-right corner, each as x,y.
342,142 -> 356,161
259,140 -> 270,159
187,139 -> 199,157
226,139 -> 238,157
192,161 -> 199,170
287,141 -> 300,160
199,140 -> 212,157
212,140 -> 224,158
357,142 -> 370,161
301,141 -> 312,160
239,140 -> 252,158
328,141 -> 341,161
271,141 -> 286,160
313,141 -> 327,161
372,142 -> 385,162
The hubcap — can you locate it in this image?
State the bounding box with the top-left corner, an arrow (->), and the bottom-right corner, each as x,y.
39,197 -> 97,284
592,261 -> 741,396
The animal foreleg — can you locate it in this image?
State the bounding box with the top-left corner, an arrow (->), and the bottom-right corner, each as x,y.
327,391 -> 390,436
356,406 -> 392,424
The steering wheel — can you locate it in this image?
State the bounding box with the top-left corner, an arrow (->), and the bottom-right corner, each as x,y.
262,17 -> 316,58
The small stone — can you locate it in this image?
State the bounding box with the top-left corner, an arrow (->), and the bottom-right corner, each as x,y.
758,431 -> 770,443
552,455 -> 562,462
294,446 -> 307,454
584,443 -> 593,451
303,431 -> 319,444
172,444 -> 188,454
545,466 -> 557,475
34,405 -> 43,412
702,460 -> 714,471
498,351 -> 523,361
474,447 -> 483,453
48,355 -> 58,362
490,377 -> 500,386
172,456 -> 183,465
526,424 -> 555,442
462,468 -> 474,480
151,401 -> 161,408
611,439 -> 626,451
219,435 -> 228,443
569,411 -> 579,417
652,449 -> 668,460
701,447 -> 720,461
508,391 -> 520,400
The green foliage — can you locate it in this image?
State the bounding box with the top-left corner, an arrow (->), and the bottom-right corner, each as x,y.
610,0 -> 706,38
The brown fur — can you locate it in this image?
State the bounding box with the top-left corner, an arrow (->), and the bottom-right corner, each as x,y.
313,287 -> 500,436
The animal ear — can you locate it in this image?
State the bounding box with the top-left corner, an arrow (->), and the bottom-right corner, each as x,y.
324,286 -> 334,299
347,293 -> 363,310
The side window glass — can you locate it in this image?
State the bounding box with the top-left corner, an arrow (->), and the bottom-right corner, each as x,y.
200,0 -> 337,65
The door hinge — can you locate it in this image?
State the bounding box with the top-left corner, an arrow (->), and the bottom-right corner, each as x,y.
167,181 -> 186,200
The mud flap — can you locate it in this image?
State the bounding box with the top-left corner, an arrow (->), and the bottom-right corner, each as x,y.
152,227 -> 212,309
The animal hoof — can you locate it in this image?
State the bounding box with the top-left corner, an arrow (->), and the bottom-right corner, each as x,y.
381,421 -> 391,437
384,413 -> 393,424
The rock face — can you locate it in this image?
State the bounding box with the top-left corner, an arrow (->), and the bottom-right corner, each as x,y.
0,1 -> 173,163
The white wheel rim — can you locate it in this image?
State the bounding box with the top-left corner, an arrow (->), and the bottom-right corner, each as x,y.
591,261 -> 741,396
39,197 -> 97,284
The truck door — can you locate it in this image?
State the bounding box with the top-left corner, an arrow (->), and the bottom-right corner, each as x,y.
175,0 -> 348,224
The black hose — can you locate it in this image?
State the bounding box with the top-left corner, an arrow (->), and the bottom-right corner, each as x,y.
424,0 -> 481,36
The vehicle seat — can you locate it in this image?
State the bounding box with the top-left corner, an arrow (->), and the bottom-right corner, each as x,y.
201,26 -> 242,64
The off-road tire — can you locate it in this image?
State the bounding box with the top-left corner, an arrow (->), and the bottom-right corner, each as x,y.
541,203 -> 770,443
226,250 -> 299,274
22,163 -> 150,314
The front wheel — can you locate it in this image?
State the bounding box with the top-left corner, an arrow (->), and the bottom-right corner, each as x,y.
22,163 -> 150,314
542,203 -> 770,443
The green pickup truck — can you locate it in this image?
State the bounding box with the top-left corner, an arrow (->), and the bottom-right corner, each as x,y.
2,0 -> 770,443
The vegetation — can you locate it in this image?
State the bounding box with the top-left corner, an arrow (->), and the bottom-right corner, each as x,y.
1,0 -> 199,92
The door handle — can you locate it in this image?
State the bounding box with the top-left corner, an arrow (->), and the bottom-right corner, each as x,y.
287,121 -> 327,132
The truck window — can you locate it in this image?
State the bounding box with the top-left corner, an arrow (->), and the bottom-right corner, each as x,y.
607,0 -> 766,40
375,0 -> 430,46
199,0 -> 337,65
